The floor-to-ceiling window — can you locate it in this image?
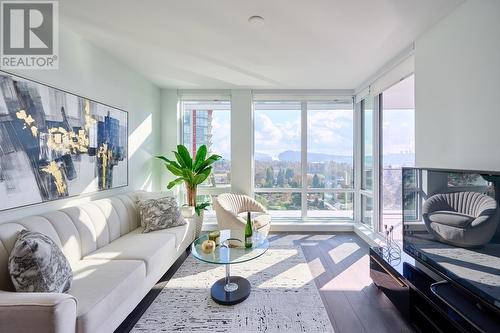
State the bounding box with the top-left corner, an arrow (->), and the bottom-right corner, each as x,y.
379,75 -> 415,238
253,98 -> 354,221
253,101 -> 302,218
181,99 -> 231,217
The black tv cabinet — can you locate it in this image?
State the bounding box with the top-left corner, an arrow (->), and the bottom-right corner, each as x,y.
369,247 -> 500,332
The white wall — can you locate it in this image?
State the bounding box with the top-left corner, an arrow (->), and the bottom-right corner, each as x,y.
415,0 -> 500,171
160,89 -> 179,190
230,90 -> 253,195
0,26 -> 161,222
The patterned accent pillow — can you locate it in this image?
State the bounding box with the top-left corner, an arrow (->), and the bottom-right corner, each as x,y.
137,196 -> 186,233
135,192 -> 174,226
8,230 -> 72,293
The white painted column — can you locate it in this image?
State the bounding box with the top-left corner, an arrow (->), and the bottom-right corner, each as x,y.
160,89 -> 180,190
230,89 -> 253,195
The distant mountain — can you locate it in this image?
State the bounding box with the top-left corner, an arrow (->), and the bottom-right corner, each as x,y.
254,153 -> 273,161
275,150 -> 414,167
278,150 -> 353,164
381,153 -> 415,168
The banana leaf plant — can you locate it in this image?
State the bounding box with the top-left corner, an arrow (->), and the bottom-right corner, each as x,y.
156,144 -> 221,209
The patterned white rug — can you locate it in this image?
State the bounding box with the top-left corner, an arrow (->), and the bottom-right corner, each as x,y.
132,242 -> 334,332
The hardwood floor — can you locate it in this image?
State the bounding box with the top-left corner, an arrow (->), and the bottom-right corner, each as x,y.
269,233 -> 414,333
117,232 -> 414,333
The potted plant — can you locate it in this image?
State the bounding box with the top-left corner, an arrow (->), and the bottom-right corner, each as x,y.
156,144 -> 221,237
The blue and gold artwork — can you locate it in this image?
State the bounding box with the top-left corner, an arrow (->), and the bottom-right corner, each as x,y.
0,72 -> 128,210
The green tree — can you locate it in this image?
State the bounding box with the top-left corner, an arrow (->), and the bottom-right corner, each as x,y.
291,193 -> 301,208
312,174 -> 321,188
265,167 -> 275,187
277,169 -> 285,187
285,168 -> 294,181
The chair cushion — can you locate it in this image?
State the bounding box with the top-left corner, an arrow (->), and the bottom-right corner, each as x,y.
9,230 -> 72,293
68,259 -> 145,333
83,228 -> 176,274
427,211 -> 475,228
237,212 -> 271,230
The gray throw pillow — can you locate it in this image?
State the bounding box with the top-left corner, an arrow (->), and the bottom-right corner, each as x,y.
135,192 -> 174,227
137,196 -> 186,233
8,230 -> 72,293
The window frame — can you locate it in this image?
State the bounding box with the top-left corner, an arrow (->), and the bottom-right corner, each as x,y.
253,98 -> 355,222
179,98 -> 232,217
359,98 -> 376,227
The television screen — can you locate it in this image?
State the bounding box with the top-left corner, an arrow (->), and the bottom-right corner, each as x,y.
402,168 -> 500,310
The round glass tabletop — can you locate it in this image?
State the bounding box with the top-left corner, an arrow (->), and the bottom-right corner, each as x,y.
191,229 -> 269,265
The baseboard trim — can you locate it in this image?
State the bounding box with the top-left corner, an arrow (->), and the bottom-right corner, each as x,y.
353,222 -> 385,247
202,221 -> 384,247
202,222 -> 354,233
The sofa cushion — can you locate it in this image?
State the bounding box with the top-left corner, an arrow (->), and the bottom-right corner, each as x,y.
9,230 -> 72,293
83,228 -> 176,274
143,220 -> 195,251
68,259 -> 145,333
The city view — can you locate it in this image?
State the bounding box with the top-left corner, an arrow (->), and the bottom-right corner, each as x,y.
182,98 -> 414,221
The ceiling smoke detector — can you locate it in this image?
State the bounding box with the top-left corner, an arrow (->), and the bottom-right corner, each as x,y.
248,15 -> 265,27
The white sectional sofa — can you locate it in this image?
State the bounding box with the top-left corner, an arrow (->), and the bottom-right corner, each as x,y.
0,191 -> 195,333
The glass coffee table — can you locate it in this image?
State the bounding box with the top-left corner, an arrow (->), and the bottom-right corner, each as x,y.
191,229 -> 269,305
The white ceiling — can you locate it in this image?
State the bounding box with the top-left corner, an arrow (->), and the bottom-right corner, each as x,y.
60,0 -> 464,89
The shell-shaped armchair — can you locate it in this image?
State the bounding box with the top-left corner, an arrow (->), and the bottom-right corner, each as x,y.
422,191 -> 499,247
213,193 -> 271,237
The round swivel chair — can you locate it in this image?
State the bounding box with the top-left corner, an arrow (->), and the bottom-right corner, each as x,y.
422,191 -> 498,247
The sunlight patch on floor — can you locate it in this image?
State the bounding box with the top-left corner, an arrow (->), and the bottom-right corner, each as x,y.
328,242 -> 360,264
257,262 -> 312,289
320,256 -> 370,292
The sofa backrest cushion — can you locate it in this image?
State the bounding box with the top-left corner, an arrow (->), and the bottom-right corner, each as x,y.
0,191 -> 142,291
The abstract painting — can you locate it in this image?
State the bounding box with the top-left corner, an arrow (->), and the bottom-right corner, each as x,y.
0,72 -> 128,211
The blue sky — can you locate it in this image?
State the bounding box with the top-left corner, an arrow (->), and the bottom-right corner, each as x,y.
211,107 -> 414,161
207,74 -> 415,162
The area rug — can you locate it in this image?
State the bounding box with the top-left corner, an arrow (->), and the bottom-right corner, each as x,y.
132,242 -> 334,332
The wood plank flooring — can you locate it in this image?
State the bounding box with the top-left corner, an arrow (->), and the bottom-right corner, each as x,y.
271,233 -> 414,333
117,232 -> 414,333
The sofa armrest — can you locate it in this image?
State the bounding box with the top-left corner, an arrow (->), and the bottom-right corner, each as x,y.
0,291 -> 77,333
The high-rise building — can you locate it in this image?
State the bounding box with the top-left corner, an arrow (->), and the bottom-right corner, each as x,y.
183,109 -> 213,155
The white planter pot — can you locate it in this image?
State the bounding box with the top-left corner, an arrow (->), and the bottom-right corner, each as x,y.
181,206 -> 195,218
193,210 -> 204,239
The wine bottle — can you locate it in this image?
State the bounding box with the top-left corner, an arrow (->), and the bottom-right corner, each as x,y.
245,211 -> 253,248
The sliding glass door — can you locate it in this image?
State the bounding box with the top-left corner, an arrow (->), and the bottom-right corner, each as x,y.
379,75 -> 415,238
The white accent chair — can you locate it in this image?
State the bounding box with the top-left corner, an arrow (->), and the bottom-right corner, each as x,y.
213,193 -> 271,237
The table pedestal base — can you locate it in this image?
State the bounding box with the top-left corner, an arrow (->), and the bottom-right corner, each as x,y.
211,276 -> 251,305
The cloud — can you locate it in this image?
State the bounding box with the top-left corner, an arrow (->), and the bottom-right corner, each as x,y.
210,113 -> 231,158
254,109 -> 355,157
255,111 -> 301,158
382,110 -> 415,154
